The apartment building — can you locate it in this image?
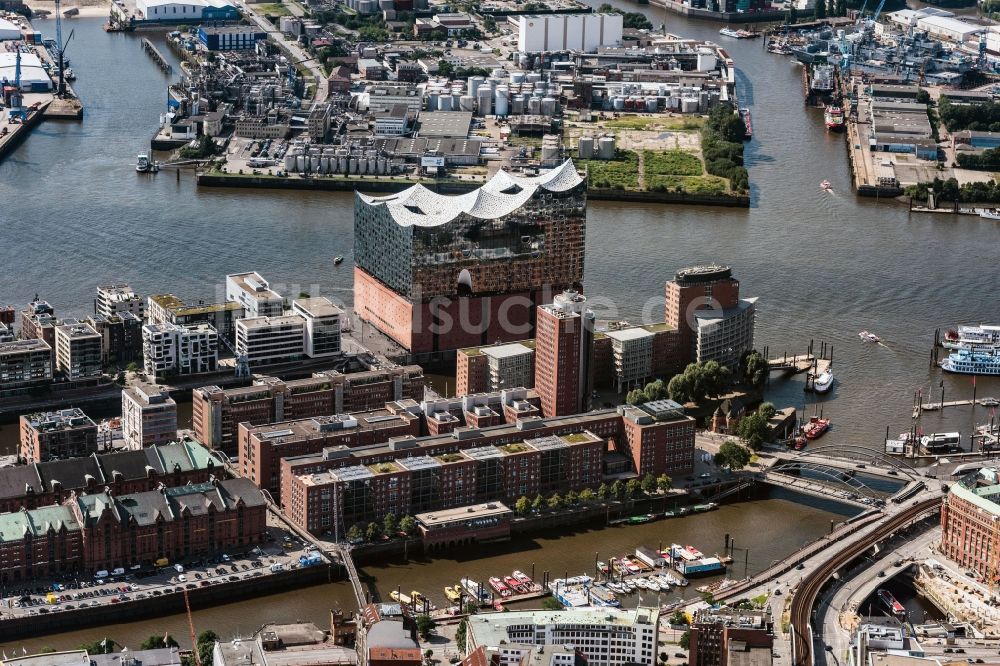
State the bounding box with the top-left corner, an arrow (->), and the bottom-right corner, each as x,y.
121,382 -> 178,449
535,292 -> 594,418
20,408 -> 99,462
619,401 -> 696,478
0,321 -> 12,343
292,297 -> 343,358
226,272 -> 284,318
96,283 -> 145,319
0,339 -> 53,394
86,312 -> 143,368
142,322 -> 219,378
147,294 -> 244,343
689,608 -> 774,666
54,322 -> 103,380
236,314 -> 308,366
20,299 -> 57,350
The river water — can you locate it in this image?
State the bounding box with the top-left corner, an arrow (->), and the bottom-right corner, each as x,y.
0,7 -> 991,649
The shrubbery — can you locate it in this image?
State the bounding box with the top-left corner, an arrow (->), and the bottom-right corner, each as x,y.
701,103 -> 749,193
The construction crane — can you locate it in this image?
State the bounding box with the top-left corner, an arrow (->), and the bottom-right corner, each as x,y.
871,0 -> 887,24
52,0 -> 75,97
182,588 -> 201,666
7,50 -> 26,122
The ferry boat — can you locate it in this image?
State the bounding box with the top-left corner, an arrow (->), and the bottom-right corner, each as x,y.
859,330 -> 881,343
824,105 -> 845,131
739,108 -> 752,140
877,588 -> 906,616
920,432 -> 961,452
803,416 -> 830,440
813,369 -> 834,394
719,27 -> 741,38
444,585 -> 462,602
942,348 -> 1000,375
136,152 -> 152,172
942,324 -> 1000,350
589,585 -> 621,607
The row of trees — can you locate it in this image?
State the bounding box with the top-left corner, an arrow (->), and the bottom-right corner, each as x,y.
513,474 -> 674,514
626,379 -> 669,406
345,513 -> 418,543
701,103 -> 749,193
938,94 -> 1000,132
597,3 -> 654,29
734,402 -> 775,451
667,361 -> 731,405
906,176 -> 1000,204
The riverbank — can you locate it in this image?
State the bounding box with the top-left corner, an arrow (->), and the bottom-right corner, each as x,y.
197,171 -> 751,206
23,0 -> 110,18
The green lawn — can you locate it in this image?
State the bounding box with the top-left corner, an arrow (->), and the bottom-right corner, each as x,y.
647,174 -> 729,195
643,149 -> 704,177
579,150 -> 640,190
258,2 -> 291,16
604,116 -> 705,131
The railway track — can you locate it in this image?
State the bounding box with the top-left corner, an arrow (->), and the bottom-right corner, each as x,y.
789,496 -> 943,666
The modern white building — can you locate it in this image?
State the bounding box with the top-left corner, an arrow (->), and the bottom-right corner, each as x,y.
517,13 -> 623,54
54,323 -> 103,381
96,283 -> 145,319
142,322 -> 219,378
0,17 -> 21,41
0,52 -> 52,91
236,315 -> 307,366
606,327 -> 654,393
693,296 -> 757,370
121,382 -> 178,449
291,297 -> 343,358
482,342 -> 535,392
226,272 -> 284,319
465,607 -> 660,666
135,0 -> 237,21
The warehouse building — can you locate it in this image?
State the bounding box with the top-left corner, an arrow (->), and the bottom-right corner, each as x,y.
136,0 -> 238,21
517,13 -> 623,54
0,52 -> 51,91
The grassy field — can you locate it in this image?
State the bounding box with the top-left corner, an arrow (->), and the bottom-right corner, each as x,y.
647,174 -> 729,195
643,149 -> 703,177
578,150 -> 640,190
603,115 -> 705,131
258,2 -> 291,15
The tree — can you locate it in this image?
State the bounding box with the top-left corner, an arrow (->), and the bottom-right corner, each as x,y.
597,483 -> 609,501
196,630 -> 218,666
141,636 -> 179,650
366,521 -> 382,542
463,600 -> 478,615
399,515 -> 417,535
641,473 -> 657,495
610,480 -> 624,500
437,60 -> 454,77
541,597 -> 563,610
383,512 -> 398,535
80,639 -> 115,655
736,405 -> 773,451
670,610 -> 689,626
679,631 -> 691,650
424,649 -> 434,659
626,388 -> 647,405
814,0 -> 826,20
515,495 -> 531,515
565,489 -> 579,505
714,440 -> 752,470
455,617 -> 469,653
531,494 -> 545,512
126,361 -> 139,373
758,401 -> 776,420
346,524 -> 363,542
644,379 -> 669,401
742,351 -> 767,388
416,614 -> 437,640
625,478 -> 641,499
579,487 -> 595,503
660,652 -> 669,663
657,474 -> 673,492
548,493 -> 563,510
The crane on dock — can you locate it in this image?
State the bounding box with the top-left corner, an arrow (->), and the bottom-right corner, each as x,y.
53,0 -> 75,97
7,51 -> 27,122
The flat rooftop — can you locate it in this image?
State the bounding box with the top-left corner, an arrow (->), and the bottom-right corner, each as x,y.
228,272 -> 281,301
415,501 -> 510,526
417,111 -> 473,138
292,297 -> 344,318
606,327 -> 654,342
56,323 -> 100,340
238,314 -> 305,330
482,342 -> 534,360
0,338 -> 51,355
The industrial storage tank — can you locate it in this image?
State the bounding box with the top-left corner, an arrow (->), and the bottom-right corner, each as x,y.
284,154 -> 296,171
311,155 -> 320,172
541,142 -> 559,161
511,97 -> 524,114
349,157 -> 359,174
612,96 -> 625,111
459,95 -> 475,112
681,97 -> 699,113
645,97 -> 658,112
338,156 -> 348,172
296,154 -> 306,172
494,87 -> 509,117
527,97 -> 541,115
578,136 -> 594,160
468,76 -> 485,97
597,136 -> 615,159
438,95 -> 453,111
540,97 -> 556,116
533,81 -> 546,92
526,72 -> 542,84
368,157 -> 376,173
426,92 -> 438,111
510,71 -> 525,84
476,87 -> 492,115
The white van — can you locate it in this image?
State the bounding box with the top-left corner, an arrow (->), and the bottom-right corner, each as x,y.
94,570 -> 109,579
270,563 -> 285,573
174,564 -> 185,573
112,567 -> 125,576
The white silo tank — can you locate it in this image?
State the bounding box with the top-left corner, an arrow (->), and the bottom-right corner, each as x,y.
646,97 -> 658,112
284,153 -> 296,171
541,97 -> 556,116
578,136 -> 594,159
511,97 -> 524,114
310,155 -> 320,172
296,154 -> 306,172
460,95 -> 475,112
468,76 -> 485,97
426,92 -> 438,110
510,71 -> 525,84
613,96 -> 625,111
541,143 -> 558,161
494,87 -> 509,117
476,87 -> 492,115
492,68 -> 506,78
527,97 -> 541,114
598,136 -> 615,160
368,157 -> 376,173
682,97 -> 699,113
526,72 -> 541,84
438,95 -> 453,111
349,157 -> 358,173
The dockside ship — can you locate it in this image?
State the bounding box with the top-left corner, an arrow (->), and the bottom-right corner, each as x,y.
877,588 -> 906,616
824,105 -> 845,131
941,348 -> 1000,375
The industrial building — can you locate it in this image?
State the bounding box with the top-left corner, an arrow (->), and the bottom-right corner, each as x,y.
135,0 -> 238,22
0,52 -> 51,91
516,13 -> 624,54
19,408 -> 98,463
121,382 -> 178,450
353,160 -> 587,354
0,17 -> 20,40
198,25 -> 267,50
142,322 -> 219,378
464,607 -> 660,666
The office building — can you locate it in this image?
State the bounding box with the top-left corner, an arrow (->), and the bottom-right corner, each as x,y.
464,607 -> 659,666
121,382 -> 179,449
54,322 -> 103,380
619,401 -> 696,478
292,297 -> 343,358
0,339 -> 52,394
0,437 -> 218,513
20,408 -> 99,462
236,314 -> 308,366
192,366 -> 425,454
456,342 -> 536,397
143,322 -> 219,378
148,294 -> 244,343
226,272 -> 284,319
534,291 -> 594,418
96,283 -> 145,319
941,467 -> 1000,580
606,327 -> 654,393
354,160 -> 587,354
516,13 -> 624,54
665,265 -> 757,370
689,607 -> 774,666
415,502 -> 512,550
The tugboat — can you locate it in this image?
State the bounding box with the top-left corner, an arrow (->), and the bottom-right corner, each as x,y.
824,105 -> 845,131
803,416 -> 830,440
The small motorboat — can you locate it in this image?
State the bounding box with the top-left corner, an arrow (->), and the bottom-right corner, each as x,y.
803,416 -> 831,440
136,152 -> 151,173
489,577 -> 512,597
512,570 -> 533,586
820,180 -> 832,190
444,585 -> 462,602
859,330 -> 881,343
334,255 -> 345,265
813,368 -> 834,394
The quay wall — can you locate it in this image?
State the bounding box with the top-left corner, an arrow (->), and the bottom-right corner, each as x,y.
0,564 -> 333,642
198,173 -> 750,206
0,104 -> 48,162
644,0 -> 786,23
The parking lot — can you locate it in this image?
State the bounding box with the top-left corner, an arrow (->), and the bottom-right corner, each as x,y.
0,522 -> 323,620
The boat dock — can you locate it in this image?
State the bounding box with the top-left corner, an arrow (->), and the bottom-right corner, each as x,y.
764,341 -> 833,391
141,38 -> 172,73
912,398 -> 997,419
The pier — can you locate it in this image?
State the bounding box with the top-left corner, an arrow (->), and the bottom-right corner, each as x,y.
764,341 -> 833,391
141,38 -> 172,73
